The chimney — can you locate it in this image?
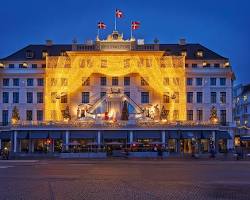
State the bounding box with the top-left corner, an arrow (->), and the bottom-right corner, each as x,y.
46,40 -> 53,46
179,38 -> 186,45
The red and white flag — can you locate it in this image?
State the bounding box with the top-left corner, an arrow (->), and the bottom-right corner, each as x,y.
97,22 -> 106,29
116,9 -> 123,18
131,21 -> 140,30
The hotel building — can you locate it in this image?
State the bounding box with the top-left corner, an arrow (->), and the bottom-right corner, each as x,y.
0,31 -> 235,156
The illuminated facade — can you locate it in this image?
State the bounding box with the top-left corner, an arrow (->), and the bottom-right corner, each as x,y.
0,31 -> 235,156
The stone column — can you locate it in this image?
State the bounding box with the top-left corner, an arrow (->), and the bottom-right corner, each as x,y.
129,131 -> 133,144
161,131 -> 166,147
13,131 -> 17,153
97,131 -> 101,149
65,130 -> 69,151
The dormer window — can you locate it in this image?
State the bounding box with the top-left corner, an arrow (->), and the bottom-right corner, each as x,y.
181,50 -> 187,57
196,50 -> 203,58
0,62 -> 4,68
224,61 -> 230,67
42,50 -> 48,59
26,50 -> 34,59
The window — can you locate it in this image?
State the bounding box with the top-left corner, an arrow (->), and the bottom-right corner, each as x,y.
173,110 -> 179,120
13,78 -> 19,86
187,78 -> 193,86
187,110 -> 193,121
214,63 -> 220,68
187,92 -> 193,103
124,77 -> 130,86
42,64 -> 46,68
51,92 -> 57,103
27,78 -> 34,86
37,78 -> 44,86
61,78 -> 68,86
82,77 -> 90,86
50,78 -> 57,86
42,51 -> 48,59
141,92 -> 149,103
13,92 -> 19,103
181,50 -> 187,56
27,92 -> 33,103
37,92 -> 43,103
197,110 -> 203,121
220,78 -> 226,86
82,92 -> 90,103
3,92 -> 9,103
26,50 -> 34,58
124,91 -> 130,98
173,77 -> 180,86
112,77 -> 118,86
196,78 -> 202,86
19,63 -> 27,68
192,63 -> 197,68
174,92 -> 179,103
101,59 -> 107,68
61,93 -> 67,103
141,77 -> 149,86
124,59 -> 130,68
196,50 -> 203,57
26,110 -> 33,121
100,92 -> 106,98
100,77 -> 107,86
37,110 -> 43,121
146,59 -> 152,67
8,64 -> 14,68
3,78 -> 9,86
32,64 -> 37,68
211,92 -> 217,104
163,77 -> 169,86
2,110 -> 9,125
220,92 -> 226,104
210,78 -> 216,86
197,92 -> 203,103
220,110 -> 227,124
163,92 -> 170,103
204,63 -> 210,68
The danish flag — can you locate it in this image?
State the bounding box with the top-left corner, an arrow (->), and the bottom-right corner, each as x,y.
97,22 -> 106,29
116,9 -> 123,18
131,21 -> 140,30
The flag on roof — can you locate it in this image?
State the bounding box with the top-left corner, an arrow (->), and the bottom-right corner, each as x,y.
97,22 -> 106,29
131,21 -> 140,30
116,9 -> 123,18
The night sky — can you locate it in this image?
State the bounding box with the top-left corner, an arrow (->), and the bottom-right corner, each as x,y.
0,0 -> 249,85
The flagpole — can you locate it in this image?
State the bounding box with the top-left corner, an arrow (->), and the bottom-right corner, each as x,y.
115,11 -> 117,31
97,28 -> 100,39
130,21 -> 133,39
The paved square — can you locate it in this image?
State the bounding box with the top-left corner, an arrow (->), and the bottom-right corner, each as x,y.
0,159 -> 249,200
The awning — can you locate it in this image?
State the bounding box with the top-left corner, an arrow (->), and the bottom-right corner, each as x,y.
102,131 -> 128,139
202,131 -> 212,139
240,136 -> 250,141
0,131 -> 12,139
17,131 -> 29,139
70,131 -> 97,139
134,130 -> 161,139
30,131 -> 49,139
216,131 -> 232,139
166,131 -> 180,139
49,131 -> 63,139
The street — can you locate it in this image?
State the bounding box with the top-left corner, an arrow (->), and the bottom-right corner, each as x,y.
0,159 -> 250,200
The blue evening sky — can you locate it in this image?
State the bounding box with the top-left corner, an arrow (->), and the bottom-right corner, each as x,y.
0,0 -> 249,85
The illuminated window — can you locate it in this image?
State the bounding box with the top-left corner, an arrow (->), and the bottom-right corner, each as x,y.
112,77 -> 118,86
174,92 -> 179,103
181,50 -> 187,57
50,78 -> 57,86
243,95 -> 248,101
124,59 -> 130,68
146,59 -> 152,67
82,77 -> 90,86
160,58 -> 166,68
220,92 -> 226,104
51,92 -> 57,103
87,59 -> 93,68
196,50 -> 203,57
141,77 -> 149,86
60,51 -> 66,56
80,59 -> 85,68
163,77 -> 169,86
42,51 -> 48,59
173,77 -> 180,86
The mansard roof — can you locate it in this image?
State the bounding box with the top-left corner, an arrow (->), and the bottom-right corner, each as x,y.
0,43 -> 228,61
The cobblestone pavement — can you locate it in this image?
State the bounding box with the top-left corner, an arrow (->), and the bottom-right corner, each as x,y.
0,159 -> 250,200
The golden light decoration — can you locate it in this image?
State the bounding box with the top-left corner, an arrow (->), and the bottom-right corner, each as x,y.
45,51 -> 187,122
